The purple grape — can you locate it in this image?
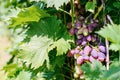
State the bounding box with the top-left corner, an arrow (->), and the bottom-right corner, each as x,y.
76,39 -> 82,45
81,41 -> 87,46
77,34 -> 83,39
69,28 -> 74,35
74,28 -> 78,34
91,49 -> 98,59
79,50 -> 84,55
77,56 -> 83,65
86,35 -> 92,41
87,25 -> 93,33
83,55 -> 89,61
81,37 -> 87,46
92,22 -> 97,27
75,21 -> 81,29
89,56 -> 94,63
82,28 -> 89,36
83,46 -> 92,55
74,49 -> 80,54
98,45 -> 106,53
98,52 -> 106,62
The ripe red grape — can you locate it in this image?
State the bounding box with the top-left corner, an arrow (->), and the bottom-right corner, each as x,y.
98,45 -> 106,53
83,46 -> 92,55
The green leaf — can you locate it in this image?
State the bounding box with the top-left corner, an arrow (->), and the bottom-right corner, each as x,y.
15,71 -> 31,80
97,24 -> 120,51
113,2 -> 120,9
9,6 -> 50,28
19,36 -> 53,69
3,64 -> 18,77
103,62 -> 120,80
18,17 -> 71,69
49,38 -> 70,55
109,43 -> 120,51
85,1 -> 96,13
44,0 -> 69,9
81,59 -> 105,80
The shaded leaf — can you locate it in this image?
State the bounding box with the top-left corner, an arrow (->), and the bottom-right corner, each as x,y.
85,1 -> 96,13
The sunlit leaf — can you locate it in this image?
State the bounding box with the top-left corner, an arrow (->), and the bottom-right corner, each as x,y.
15,71 -> 31,80
85,1 -> 96,13
44,0 -> 69,9
9,6 -> 50,28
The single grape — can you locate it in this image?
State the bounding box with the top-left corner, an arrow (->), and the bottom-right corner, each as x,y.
87,25 -> 93,33
74,28 -> 78,34
81,41 -> 87,46
75,21 -> 81,29
91,35 -> 96,42
75,65 -> 83,75
76,39 -> 82,45
79,74 -> 85,79
81,37 -> 87,46
69,28 -> 74,35
76,46 -> 80,50
91,49 -> 98,59
83,46 -> 92,55
82,27 -> 89,36
86,35 -> 92,41
98,45 -> 106,53
77,34 -> 83,39
74,73 -> 79,78
74,49 -> 80,54
98,52 -> 106,62
77,56 -> 83,65
83,55 -> 89,61
74,54 -> 80,59
79,50 -> 84,55
70,49 -> 75,54
89,56 -> 94,63
77,28 -> 83,34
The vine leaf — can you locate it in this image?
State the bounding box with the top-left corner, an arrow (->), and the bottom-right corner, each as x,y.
9,6 -> 50,28
19,36 -> 53,69
44,0 -> 69,9
15,71 -> 31,80
49,38 -> 70,56
85,1 -> 96,13
97,24 -> 120,51
18,17 -> 71,69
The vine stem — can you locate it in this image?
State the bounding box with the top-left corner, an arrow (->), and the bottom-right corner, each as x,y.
101,0 -> 110,70
70,0 -> 75,27
59,8 -> 71,16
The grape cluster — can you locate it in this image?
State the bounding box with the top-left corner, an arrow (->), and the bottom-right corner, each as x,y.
68,17 -> 106,65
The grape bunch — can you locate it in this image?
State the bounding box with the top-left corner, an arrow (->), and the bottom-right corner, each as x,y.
67,17 -> 106,79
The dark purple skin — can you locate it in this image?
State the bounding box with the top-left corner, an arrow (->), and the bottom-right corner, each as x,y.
76,39 -> 82,45
87,24 -> 93,33
81,37 -> 87,46
74,28 -> 78,34
91,49 -> 98,59
83,46 -> 92,55
75,21 -> 81,29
